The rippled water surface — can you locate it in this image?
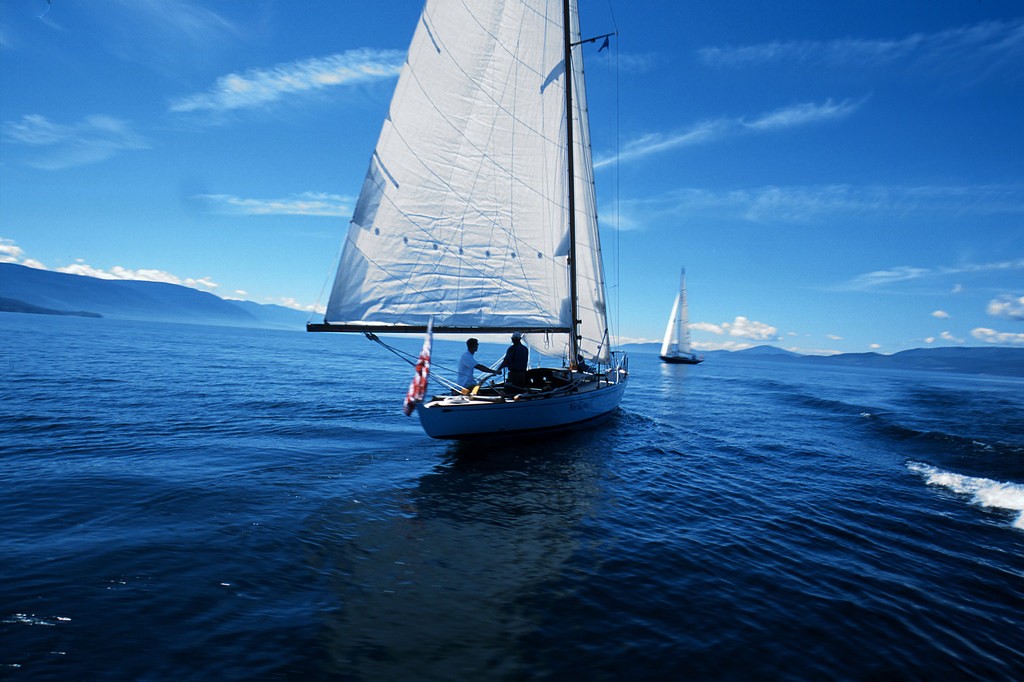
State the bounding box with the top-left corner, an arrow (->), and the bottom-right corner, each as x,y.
2,315 -> 1022,680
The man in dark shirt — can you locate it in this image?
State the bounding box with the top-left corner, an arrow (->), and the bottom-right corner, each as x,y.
499,331 -> 529,388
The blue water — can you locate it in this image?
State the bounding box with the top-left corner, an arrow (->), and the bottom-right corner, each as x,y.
2,314 -> 1023,680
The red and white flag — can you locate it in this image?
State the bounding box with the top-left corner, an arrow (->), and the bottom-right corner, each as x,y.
403,318 -> 433,416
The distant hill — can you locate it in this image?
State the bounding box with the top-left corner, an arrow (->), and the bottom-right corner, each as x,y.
0,295 -> 102,318
619,339 -> 1023,377
619,342 -> 661,355
4,263 -> 1022,376
0,263 -> 309,330
619,342 -> 799,358
735,344 -> 802,357
798,346 -> 1024,376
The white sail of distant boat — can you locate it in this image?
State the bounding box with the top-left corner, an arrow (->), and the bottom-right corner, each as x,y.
660,268 -> 703,365
309,0 -> 628,439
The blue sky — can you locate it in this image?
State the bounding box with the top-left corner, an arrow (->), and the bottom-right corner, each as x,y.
2,0 -> 1022,354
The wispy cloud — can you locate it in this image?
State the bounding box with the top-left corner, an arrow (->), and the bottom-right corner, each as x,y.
0,237 -> 45,269
726,316 -> 779,341
273,296 -> 318,313
1,114 -> 149,170
693,340 -> 756,352
690,321 -> 724,335
76,0 -> 244,73
745,98 -> 864,131
197,192 -> 352,217
2,238 -> 219,291
691,316 -> 778,341
119,0 -> 241,45
607,182 -> 1024,230
972,327 -> 1024,346
940,330 -> 965,344
698,17 -> 1024,79
58,260 -> 219,290
170,49 -> 405,114
987,294 -> 1024,320
595,99 -> 861,169
836,258 -> 1024,292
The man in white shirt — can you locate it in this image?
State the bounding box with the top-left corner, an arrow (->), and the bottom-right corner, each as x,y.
457,338 -> 495,391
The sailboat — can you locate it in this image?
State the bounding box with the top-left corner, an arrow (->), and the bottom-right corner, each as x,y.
660,269 -> 703,365
308,0 -> 628,439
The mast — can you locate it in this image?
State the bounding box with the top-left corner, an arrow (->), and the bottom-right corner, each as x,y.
563,0 -> 580,366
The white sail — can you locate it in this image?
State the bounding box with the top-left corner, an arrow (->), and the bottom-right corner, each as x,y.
322,0 -> 610,363
660,269 -> 692,357
660,292 -> 681,357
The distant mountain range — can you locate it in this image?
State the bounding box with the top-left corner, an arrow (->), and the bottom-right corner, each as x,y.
620,342 -> 1024,377
0,262 -> 309,330
4,263 -> 1021,377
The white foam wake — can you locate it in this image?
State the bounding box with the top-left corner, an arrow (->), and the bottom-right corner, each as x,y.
907,461 -> 1024,530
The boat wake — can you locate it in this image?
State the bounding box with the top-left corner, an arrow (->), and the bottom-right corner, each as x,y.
907,461 -> 1024,530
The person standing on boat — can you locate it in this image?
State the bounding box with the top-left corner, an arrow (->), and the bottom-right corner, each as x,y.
457,338 -> 495,392
499,331 -> 529,388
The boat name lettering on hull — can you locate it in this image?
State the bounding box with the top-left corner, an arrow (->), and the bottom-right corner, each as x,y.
570,400 -> 593,412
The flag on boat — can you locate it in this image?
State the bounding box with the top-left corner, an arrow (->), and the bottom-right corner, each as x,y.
403,318 -> 433,416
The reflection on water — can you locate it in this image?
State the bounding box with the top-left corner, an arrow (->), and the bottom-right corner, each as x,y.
306,434 -> 607,679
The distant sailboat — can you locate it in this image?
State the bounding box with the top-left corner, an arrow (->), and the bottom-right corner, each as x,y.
660,269 -> 703,365
308,0 -> 628,439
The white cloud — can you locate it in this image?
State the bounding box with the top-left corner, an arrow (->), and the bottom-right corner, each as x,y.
121,0 -> 240,44
596,118 -> 728,168
724,316 -> 778,341
972,327 -> 1024,346
615,335 -> 660,346
690,321 -> 724,335
931,310 -> 950,319
987,294 -> 1024,320
0,237 -> 45,269
170,49 -> 404,114
610,183 -> 1024,231
595,99 -> 859,169
841,266 -> 930,290
2,114 -> 149,170
786,346 -> 843,356
939,331 -> 964,344
698,17 -> 1024,79
837,258 -> 1024,292
57,260 -> 219,290
198,192 -> 351,217
2,239 -> 220,292
869,343 -> 881,349
693,339 -> 755,352
690,316 -> 777,341
0,237 -> 27,263
274,296 -> 317,312
744,98 -> 861,131
826,334 -> 843,340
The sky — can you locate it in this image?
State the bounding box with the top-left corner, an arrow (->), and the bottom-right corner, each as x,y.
1,0 -> 1022,355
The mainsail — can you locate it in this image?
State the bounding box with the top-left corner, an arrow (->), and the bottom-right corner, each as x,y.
318,0 -> 610,363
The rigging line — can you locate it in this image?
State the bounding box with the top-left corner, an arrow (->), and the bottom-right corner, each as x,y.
363,332 -> 476,390
310,221 -> 349,324
609,0 -> 621,349
364,332 -> 419,366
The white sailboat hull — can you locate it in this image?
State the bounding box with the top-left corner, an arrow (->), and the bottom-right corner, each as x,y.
417,374 -> 627,439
